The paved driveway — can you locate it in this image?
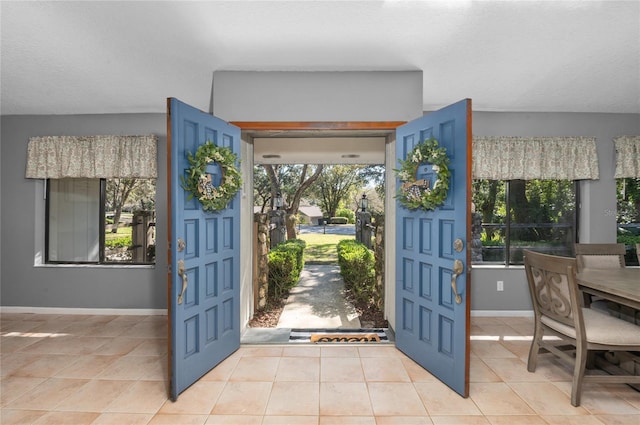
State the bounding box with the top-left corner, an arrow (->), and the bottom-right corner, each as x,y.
297,224 -> 355,235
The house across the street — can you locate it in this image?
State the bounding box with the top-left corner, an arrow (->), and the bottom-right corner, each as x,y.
298,205 -> 324,225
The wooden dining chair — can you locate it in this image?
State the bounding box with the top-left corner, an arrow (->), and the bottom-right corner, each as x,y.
523,249 -> 640,407
574,243 -> 626,269
574,243 -> 627,314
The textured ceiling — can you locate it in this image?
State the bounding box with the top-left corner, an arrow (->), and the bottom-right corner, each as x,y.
1,0 -> 639,116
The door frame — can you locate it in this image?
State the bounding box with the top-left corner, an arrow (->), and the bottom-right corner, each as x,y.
232,121 -> 405,331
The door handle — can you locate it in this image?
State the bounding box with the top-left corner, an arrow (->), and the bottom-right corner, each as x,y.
451,259 -> 463,304
177,259 -> 188,304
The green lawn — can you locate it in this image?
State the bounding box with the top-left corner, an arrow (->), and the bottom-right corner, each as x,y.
105,226 -> 131,241
298,233 -> 353,264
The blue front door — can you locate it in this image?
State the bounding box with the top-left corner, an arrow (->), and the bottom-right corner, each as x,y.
395,99 -> 472,397
167,98 -> 241,400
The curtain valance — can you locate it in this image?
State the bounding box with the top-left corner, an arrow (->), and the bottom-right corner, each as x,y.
614,136 -> 640,178
472,136 -> 599,180
25,135 -> 157,179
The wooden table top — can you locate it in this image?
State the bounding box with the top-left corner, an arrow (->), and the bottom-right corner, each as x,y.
576,268 -> 640,310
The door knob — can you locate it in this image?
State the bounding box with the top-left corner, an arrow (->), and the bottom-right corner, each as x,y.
453,238 -> 464,252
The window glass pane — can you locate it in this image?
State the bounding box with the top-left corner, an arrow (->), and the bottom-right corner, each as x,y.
509,180 -> 575,264
472,180 -> 506,264
105,178 -> 156,264
617,177 -> 640,266
472,179 -> 576,265
48,178 -> 100,262
47,178 -> 156,265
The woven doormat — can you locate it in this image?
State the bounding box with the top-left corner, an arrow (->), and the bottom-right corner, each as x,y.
289,328 -> 390,343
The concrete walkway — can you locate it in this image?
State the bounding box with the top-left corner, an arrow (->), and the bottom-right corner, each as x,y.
276,264 -> 361,329
241,264 -> 361,344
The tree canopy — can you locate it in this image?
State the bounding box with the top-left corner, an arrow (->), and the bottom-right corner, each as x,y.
254,163 -> 385,238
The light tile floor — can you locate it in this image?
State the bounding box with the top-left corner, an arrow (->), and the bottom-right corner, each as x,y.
1,313 -> 640,424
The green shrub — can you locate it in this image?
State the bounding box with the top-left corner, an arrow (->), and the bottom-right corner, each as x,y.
337,239 -> 376,305
329,216 -> 349,225
268,251 -> 297,299
617,231 -> 640,266
268,239 -> 306,299
617,233 -> 640,245
279,239 -> 306,275
105,235 -> 132,248
336,208 -> 355,224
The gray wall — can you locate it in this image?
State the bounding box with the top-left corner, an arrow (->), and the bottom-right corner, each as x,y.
212,70 -> 423,122
1,110 -> 639,311
1,114 -> 168,309
470,111 -> 640,312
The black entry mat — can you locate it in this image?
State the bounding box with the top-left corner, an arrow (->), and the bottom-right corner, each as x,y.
289,328 -> 390,343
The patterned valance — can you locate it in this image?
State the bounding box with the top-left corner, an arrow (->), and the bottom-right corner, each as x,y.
25,135 -> 158,179
614,136 -> 640,178
473,136 -> 599,180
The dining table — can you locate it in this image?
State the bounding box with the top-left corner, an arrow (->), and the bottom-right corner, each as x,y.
575,267 -> 640,311
575,267 -> 640,387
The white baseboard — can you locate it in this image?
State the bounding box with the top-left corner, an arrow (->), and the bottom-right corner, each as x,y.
1,306 -> 529,318
0,306 -> 167,316
471,310 -> 533,317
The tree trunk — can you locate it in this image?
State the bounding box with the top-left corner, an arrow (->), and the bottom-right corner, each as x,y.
111,208 -> 122,233
480,180 -> 499,240
285,214 -> 297,240
264,164 -> 324,240
285,165 -> 324,238
509,179 -> 534,241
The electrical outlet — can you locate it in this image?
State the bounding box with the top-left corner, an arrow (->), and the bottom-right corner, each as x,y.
497,280 -> 504,291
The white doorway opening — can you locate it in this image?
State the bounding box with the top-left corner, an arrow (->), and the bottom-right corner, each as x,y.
238,126 -> 399,340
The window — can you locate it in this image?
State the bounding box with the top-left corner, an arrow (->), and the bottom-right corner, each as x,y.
472,179 -> 578,265
46,178 -> 156,265
617,177 -> 640,266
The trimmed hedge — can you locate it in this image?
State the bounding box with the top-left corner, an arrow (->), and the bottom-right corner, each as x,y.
268,239 -> 306,299
335,208 -> 355,224
329,216 -> 349,224
337,239 -> 376,305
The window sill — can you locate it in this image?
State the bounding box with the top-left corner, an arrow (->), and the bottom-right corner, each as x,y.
33,263 -> 155,269
471,264 -> 525,270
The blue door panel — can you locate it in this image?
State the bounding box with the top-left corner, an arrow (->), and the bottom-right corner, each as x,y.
440,267 -> 455,307
184,220 -> 198,258
205,307 -> 218,342
440,316 -> 454,355
419,219 -> 432,254
395,99 -> 471,397
168,98 -> 241,401
402,298 -> 414,332
419,307 -> 432,342
419,262 -> 432,299
441,220 -> 456,258
205,262 -> 218,297
205,218 -> 218,253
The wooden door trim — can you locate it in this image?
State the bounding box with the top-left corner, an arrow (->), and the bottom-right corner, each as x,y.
231,121 -> 406,131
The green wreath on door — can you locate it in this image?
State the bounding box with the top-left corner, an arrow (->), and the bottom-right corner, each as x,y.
395,137 -> 450,211
181,141 -> 242,212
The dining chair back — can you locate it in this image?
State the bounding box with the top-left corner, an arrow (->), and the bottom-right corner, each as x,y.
574,243 -> 626,269
523,249 -> 640,406
574,243 -> 627,314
